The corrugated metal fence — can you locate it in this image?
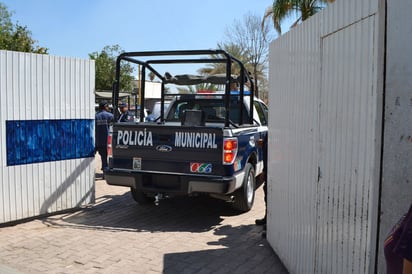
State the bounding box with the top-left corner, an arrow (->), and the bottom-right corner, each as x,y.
0,51 -> 95,223
267,0 -> 385,273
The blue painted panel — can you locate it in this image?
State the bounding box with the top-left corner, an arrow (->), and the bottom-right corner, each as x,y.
6,119 -> 95,166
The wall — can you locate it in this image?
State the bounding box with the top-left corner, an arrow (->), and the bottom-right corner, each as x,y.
0,51 -> 95,224
377,1 -> 412,272
267,0 -> 387,273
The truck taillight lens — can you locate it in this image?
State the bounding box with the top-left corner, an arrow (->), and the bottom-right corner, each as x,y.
223,138 -> 238,165
107,134 -> 112,157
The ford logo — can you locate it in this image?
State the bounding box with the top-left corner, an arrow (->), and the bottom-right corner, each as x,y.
156,145 -> 172,152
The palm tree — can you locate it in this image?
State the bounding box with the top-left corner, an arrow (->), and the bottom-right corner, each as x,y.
176,83 -> 218,94
197,42 -> 267,97
263,0 -> 335,35
197,43 -> 247,76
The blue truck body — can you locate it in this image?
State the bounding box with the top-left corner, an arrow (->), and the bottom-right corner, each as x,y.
104,50 -> 268,212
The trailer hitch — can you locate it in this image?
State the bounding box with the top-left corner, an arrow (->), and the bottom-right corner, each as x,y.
154,193 -> 163,206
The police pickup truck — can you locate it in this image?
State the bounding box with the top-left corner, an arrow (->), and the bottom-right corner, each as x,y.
105,50 -> 268,212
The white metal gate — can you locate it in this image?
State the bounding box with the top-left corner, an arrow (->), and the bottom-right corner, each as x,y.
316,15 -> 379,273
0,51 -> 95,224
267,1 -> 384,273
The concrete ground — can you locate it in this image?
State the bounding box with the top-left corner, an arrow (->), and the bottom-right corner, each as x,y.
0,157 -> 288,274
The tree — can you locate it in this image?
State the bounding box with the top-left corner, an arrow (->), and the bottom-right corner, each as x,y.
89,45 -> 134,92
176,83 -> 218,94
201,12 -> 271,99
262,0 -> 335,35
0,3 -> 48,53
197,43 -> 247,76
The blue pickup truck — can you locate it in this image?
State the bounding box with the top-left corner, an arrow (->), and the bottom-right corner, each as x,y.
105,50 -> 268,212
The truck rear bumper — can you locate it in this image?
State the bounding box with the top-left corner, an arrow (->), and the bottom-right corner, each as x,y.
104,169 -> 243,195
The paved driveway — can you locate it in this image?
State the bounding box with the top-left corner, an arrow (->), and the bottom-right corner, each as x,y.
0,172 -> 288,273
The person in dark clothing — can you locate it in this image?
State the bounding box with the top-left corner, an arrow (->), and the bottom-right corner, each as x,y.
95,101 -> 114,172
385,203 -> 412,274
255,133 -> 268,237
118,101 -> 134,122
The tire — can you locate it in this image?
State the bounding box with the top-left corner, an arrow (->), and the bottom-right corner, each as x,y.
130,187 -> 153,205
233,163 -> 256,212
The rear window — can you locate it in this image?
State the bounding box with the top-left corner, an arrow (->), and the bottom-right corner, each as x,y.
166,98 -> 250,124
152,101 -> 170,117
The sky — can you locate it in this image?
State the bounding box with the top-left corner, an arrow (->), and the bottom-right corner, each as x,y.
2,0 -> 280,60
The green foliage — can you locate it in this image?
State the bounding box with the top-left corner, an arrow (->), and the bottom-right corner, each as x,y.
0,3 -> 48,53
263,0 -> 334,35
177,83 -> 218,94
197,43 -> 247,76
89,45 -> 135,92
199,13 -> 270,98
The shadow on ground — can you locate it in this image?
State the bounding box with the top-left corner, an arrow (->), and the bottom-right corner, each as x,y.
163,224 -> 289,274
40,184 -> 289,274
43,189 -> 242,233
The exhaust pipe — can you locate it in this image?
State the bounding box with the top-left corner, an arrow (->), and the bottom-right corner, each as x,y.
210,194 -> 235,203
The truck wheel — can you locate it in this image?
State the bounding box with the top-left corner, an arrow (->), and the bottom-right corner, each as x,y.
233,163 -> 255,212
130,187 -> 153,205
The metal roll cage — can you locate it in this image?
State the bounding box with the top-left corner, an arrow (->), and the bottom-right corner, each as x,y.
112,49 -> 255,127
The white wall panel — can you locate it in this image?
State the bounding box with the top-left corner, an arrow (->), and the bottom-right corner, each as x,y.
376,0 -> 412,272
316,16 -> 380,274
0,51 -> 95,223
267,13 -> 321,273
267,0 -> 385,273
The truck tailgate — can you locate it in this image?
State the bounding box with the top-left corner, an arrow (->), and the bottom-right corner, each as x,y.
110,123 -> 225,176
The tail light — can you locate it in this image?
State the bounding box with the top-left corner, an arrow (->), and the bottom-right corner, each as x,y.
223,137 -> 238,165
107,133 -> 112,157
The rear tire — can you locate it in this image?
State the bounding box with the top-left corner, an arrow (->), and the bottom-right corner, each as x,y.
233,163 -> 255,212
130,187 -> 153,205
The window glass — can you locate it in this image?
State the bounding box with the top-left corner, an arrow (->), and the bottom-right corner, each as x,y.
254,101 -> 268,126
167,98 -> 251,124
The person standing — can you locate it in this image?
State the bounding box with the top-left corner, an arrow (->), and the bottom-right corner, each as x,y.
95,101 -> 113,173
255,132 -> 268,238
385,203 -> 412,274
118,101 -> 134,122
